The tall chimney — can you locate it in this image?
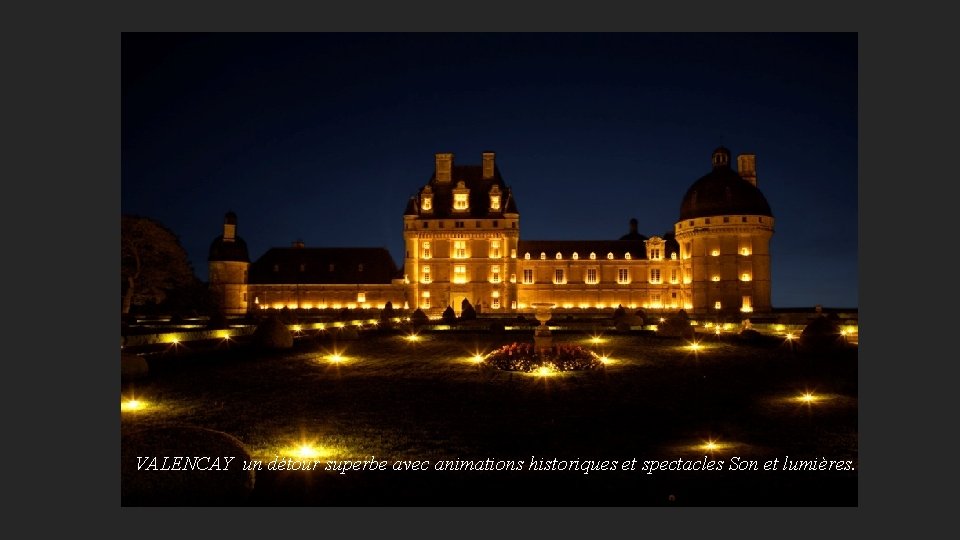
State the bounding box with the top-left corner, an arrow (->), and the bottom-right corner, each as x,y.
482,151 -> 496,179
435,152 -> 453,183
737,154 -> 757,187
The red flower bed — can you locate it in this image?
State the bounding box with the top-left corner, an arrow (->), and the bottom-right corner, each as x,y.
484,342 -> 605,372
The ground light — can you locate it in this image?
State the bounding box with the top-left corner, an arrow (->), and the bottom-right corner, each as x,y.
405,334 -> 421,342
121,398 -> 147,412
471,354 -> 485,363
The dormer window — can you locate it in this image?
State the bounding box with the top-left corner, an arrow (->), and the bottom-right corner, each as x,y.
572,252 -> 579,260
524,252 -> 531,260
489,185 -> 502,211
453,181 -> 469,211
421,186 -> 433,212
607,252 -> 614,260
624,252 -> 632,260
540,252 -> 546,260
555,252 -> 562,260
590,252 -> 597,260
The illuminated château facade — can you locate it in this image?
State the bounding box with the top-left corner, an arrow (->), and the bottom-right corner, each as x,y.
209,147 -> 774,318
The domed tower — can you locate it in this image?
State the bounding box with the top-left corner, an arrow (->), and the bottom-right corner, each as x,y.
208,211 -> 250,316
674,147 -> 774,317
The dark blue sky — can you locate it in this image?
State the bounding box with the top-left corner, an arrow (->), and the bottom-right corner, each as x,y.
122,33 -> 857,308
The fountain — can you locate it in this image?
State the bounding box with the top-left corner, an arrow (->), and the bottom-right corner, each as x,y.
531,302 -> 555,350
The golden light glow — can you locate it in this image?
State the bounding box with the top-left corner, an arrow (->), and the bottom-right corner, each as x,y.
283,443 -> 328,460
775,324 -> 786,332
589,336 -> 604,344
688,341 -> 702,352
702,440 -> 719,451
292,325 -> 302,332
165,334 -> 181,345
335,322 -> 345,328
599,355 -> 611,364
712,275 -> 720,282
121,399 -> 146,412
327,353 -> 345,363
659,317 -> 666,323
798,392 -> 819,403
405,334 -> 421,342
535,366 -> 555,377
785,333 -> 795,341
715,327 -> 721,335
471,354 -> 484,363
711,249 -> 720,256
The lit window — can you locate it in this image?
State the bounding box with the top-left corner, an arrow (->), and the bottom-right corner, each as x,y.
490,195 -> 501,210
491,266 -> 501,283
453,265 -> 467,284
489,240 -> 501,258
741,273 -> 752,282
741,247 -> 751,256
510,248 -> 516,258
671,252 -> 677,260
648,269 -> 660,284
454,193 -> 469,210
714,301 -> 722,310
741,296 -> 753,313
357,292 -> 365,303
421,291 -> 431,309
572,252 -> 579,260
651,293 -> 661,306
556,252 -> 562,260
422,241 -> 431,259
625,252 -> 632,260
509,273 -> 516,283
524,252 -> 530,260
711,249 -> 720,256
511,300 -> 517,309
492,296 -> 501,309
607,252 -> 614,260
421,265 -> 431,283
453,240 -> 467,259
523,269 -> 534,284
540,252 -> 546,260
422,195 -> 432,211
554,269 -> 566,284
589,252 -> 596,260
620,268 -> 631,284
670,269 -> 678,284
712,275 -> 720,282
650,248 -> 660,260
586,268 -> 598,284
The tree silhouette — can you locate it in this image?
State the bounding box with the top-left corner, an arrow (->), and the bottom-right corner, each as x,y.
121,215 -> 196,314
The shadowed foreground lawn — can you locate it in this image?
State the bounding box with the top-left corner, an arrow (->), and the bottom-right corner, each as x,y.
121,330 -> 858,506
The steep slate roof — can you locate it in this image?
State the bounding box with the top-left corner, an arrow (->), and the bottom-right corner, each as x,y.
413,165 -> 518,218
208,236 -> 249,262
249,247 -> 400,284
679,147 -> 773,221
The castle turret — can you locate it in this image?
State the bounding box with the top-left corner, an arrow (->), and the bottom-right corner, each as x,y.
674,147 -> 774,317
208,211 -> 251,316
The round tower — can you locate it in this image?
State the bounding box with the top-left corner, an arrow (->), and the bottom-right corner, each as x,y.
208,211 -> 250,316
674,147 -> 774,318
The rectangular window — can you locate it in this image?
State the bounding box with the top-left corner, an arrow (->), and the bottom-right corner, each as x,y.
741,273 -> 752,282
509,273 -> 516,283
492,297 -> 500,309
422,241 -> 431,259
651,248 -> 661,260
493,220 -> 499,228
422,222 -> 428,229
455,221 -> 464,228
453,240 -> 467,259
491,265 -> 501,283
586,268 -> 598,284
439,221 -> 444,228
357,292 -> 365,303
741,296 -> 752,312
554,269 -> 566,284
511,300 -> 517,309
454,193 -> 469,210
475,221 -> 481,228
670,268 -> 678,284
723,216 -> 730,223
490,195 -> 501,210
453,264 -> 467,284
649,269 -> 661,284
421,291 -> 431,309
523,269 -> 534,284
489,240 -> 501,258
618,268 -> 630,284
421,265 -> 431,283
510,248 -> 516,258
651,293 -> 661,305
714,301 -> 722,310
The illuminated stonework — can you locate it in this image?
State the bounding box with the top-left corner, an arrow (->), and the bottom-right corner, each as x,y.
210,148 -> 774,317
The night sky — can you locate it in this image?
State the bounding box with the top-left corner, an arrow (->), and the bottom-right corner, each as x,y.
121,33 -> 857,309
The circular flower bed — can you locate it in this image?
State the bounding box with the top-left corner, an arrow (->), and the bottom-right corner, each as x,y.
484,342 -> 605,372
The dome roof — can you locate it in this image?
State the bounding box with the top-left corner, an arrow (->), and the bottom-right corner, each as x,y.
678,147 -> 773,221
208,236 -> 249,262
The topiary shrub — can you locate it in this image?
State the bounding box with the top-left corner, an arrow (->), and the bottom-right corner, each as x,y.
411,308 -> 429,327
613,304 -> 627,319
800,315 -> 844,353
460,299 -> 477,321
657,310 -> 695,338
441,306 -> 457,325
380,301 -> 396,321
253,316 -> 294,350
